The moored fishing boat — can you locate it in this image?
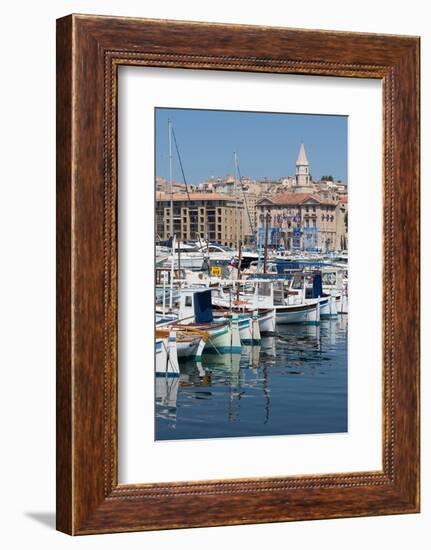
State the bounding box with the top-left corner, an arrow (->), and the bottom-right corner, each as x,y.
169,288 -> 242,353
274,299 -> 320,325
213,310 -> 257,344
249,276 -> 322,325
212,281 -> 276,336
273,270 -> 335,321
172,319 -> 235,354
155,329 -> 180,377
175,328 -> 208,361
236,313 -> 260,344
256,308 -> 276,334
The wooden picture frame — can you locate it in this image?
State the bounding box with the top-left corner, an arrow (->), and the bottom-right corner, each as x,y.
56,14 -> 420,535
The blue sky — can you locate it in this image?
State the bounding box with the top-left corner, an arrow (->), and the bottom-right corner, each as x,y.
155,108 -> 348,184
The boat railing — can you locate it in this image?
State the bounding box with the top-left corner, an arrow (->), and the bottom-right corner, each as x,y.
155,267 -> 186,285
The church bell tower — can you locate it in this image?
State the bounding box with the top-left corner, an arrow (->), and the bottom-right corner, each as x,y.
295,143 -> 312,191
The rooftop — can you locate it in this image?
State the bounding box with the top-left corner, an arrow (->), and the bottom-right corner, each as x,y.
258,193 -> 337,206
156,192 -> 234,202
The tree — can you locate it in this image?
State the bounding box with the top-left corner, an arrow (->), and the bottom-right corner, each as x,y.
320,175 -> 334,182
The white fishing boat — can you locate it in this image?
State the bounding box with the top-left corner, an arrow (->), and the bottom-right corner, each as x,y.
172,288 -> 241,353
339,291 -> 348,314
274,299 -> 320,325
212,281 -> 276,335
156,245 -> 171,266
332,250 -> 348,264
198,242 -> 236,263
314,295 -> 337,318
237,313 -> 260,344
166,242 -> 207,271
256,308 -> 276,334
155,329 -> 180,377
251,277 -> 321,325
155,311 -> 177,324
320,267 -> 347,312
276,270 -> 338,320
175,329 -> 208,361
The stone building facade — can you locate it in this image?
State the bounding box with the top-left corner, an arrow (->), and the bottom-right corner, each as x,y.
256,193 -> 342,252
156,192 -> 244,247
242,193 -> 259,243
337,196 -> 348,250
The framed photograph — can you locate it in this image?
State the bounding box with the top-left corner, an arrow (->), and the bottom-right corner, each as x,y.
56,14 -> 420,534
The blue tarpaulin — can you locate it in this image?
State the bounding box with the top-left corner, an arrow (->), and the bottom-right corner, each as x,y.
276,260 -> 330,272
276,261 -> 303,274
312,272 -> 323,298
193,290 -> 213,323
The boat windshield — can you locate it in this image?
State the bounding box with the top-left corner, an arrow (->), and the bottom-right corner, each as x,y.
291,277 -> 304,290
206,244 -> 233,252
322,272 -> 337,285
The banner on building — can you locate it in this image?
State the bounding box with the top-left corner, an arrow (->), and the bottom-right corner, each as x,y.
303,227 -> 318,251
257,227 -> 280,247
292,227 -> 302,250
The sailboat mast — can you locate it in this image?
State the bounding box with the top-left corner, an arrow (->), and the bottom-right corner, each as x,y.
168,119 -> 174,311
233,152 -> 238,251
168,118 -> 174,239
263,212 -> 270,274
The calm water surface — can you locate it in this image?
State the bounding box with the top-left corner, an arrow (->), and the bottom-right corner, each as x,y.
155,316 -> 348,440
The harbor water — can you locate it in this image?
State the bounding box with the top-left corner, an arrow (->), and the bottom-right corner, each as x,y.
155,315 -> 348,440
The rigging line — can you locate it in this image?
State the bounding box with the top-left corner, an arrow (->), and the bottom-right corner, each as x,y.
235,154 -> 256,235
171,126 -> 191,202
171,124 -> 206,260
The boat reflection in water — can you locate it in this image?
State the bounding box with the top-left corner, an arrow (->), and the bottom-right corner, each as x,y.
155,376 -> 179,427
155,317 -> 347,441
